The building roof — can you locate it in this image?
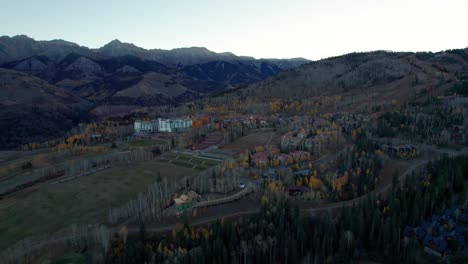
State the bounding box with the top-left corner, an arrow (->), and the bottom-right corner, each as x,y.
295,169 -> 311,177
286,186 -> 310,192
424,235 -> 449,253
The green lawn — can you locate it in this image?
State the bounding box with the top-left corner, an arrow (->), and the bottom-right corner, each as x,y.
50,253 -> 89,264
159,152 -> 222,170
0,160 -> 196,249
127,139 -> 168,147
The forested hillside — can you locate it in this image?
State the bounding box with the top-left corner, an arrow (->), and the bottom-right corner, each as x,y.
108,156 -> 468,263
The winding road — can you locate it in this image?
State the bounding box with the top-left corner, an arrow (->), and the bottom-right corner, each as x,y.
2,146 -> 465,262
127,147 -> 466,234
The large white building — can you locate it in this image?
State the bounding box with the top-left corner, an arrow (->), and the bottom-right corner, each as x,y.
134,118 -> 192,134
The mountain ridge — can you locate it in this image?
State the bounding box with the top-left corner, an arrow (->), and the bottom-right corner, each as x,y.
0,35 -> 309,107
0,35 -> 309,66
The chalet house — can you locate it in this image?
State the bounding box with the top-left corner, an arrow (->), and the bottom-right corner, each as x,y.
404,205 -> 468,258
252,151 -> 270,167
281,130 -> 308,151
262,168 -> 279,180
174,194 -> 192,215
286,186 -> 310,196
243,116 -> 257,129
312,117 -> 328,130
295,169 -> 311,178
450,125 -> 468,145
174,191 -> 201,215
385,144 -> 417,158
281,126 -> 337,154
134,117 -> 192,134
423,235 -> 449,258
289,151 -> 311,162
304,135 -> 326,155
90,133 -> 103,141
403,226 -> 426,242
242,116 -> 273,129
278,153 -> 292,166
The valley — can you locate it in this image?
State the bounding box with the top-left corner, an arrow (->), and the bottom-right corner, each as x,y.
0,36 -> 467,263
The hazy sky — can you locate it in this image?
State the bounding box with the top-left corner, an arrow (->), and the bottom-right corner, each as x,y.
1,0 -> 467,60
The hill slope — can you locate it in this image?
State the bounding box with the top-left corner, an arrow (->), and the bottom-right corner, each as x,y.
0,69 -> 91,148
207,49 -> 468,114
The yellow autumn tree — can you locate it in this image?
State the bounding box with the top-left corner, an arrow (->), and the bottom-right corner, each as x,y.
308,177 -> 323,190
296,179 -> 303,187
271,100 -> 281,112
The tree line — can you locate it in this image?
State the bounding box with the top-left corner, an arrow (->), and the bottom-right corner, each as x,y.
106,155 -> 467,263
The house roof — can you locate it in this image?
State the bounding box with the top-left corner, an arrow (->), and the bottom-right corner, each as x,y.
262,168 -> 278,178
424,235 -> 449,253
253,151 -> 270,161
295,169 -> 311,177
286,186 -> 310,192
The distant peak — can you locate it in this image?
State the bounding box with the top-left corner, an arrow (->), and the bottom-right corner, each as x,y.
172,46 -> 210,51
101,39 -> 142,50
12,34 -> 33,40
109,39 -> 122,44
102,39 -> 125,47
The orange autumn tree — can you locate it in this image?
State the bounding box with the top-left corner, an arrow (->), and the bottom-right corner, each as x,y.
192,116 -> 209,128
271,99 -> 282,112
336,171 -> 349,192
308,176 -> 323,190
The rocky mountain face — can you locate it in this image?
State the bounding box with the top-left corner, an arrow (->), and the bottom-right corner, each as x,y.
0,35 -> 92,64
97,39 -> 308,68
0,35 -> 309,107
0,35 -> 309,148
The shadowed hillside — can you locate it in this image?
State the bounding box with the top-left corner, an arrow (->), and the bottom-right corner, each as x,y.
206,49 -> 468,114
0,69 -> 91,149
0,35 -> 308,109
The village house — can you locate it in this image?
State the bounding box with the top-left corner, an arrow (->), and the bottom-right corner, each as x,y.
252,151 -> 270,167
251,146 -> 280,168
404,205 -> 468,258
286,185 -> 310,196
174,191 -> 201,215
451,125 -> 467,145
384,144 -> 418,158
262,168 -> 279,180
295,169 -> 311,178
242,115 -> 274,129
289,151 -> 311,162
281,129 -> 308,152
423,236 -> 449,258
278,153 -> 292,166
304,135 -> 326,155
281,123 -> 340,155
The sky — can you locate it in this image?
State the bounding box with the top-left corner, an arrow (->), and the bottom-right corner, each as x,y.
1,0 -> 467,60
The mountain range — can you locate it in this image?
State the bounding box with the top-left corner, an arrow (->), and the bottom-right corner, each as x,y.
0,35 -> 308,103
1,34 -> 467,149
0,35 -> 308,148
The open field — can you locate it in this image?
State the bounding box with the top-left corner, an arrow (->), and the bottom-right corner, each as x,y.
222,131 -> 279,155
157,151 -> 222,170
0,147 -> 120,194
0,137 -> 171,194
126,138 -> 168,148
0,159 -> 198,249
